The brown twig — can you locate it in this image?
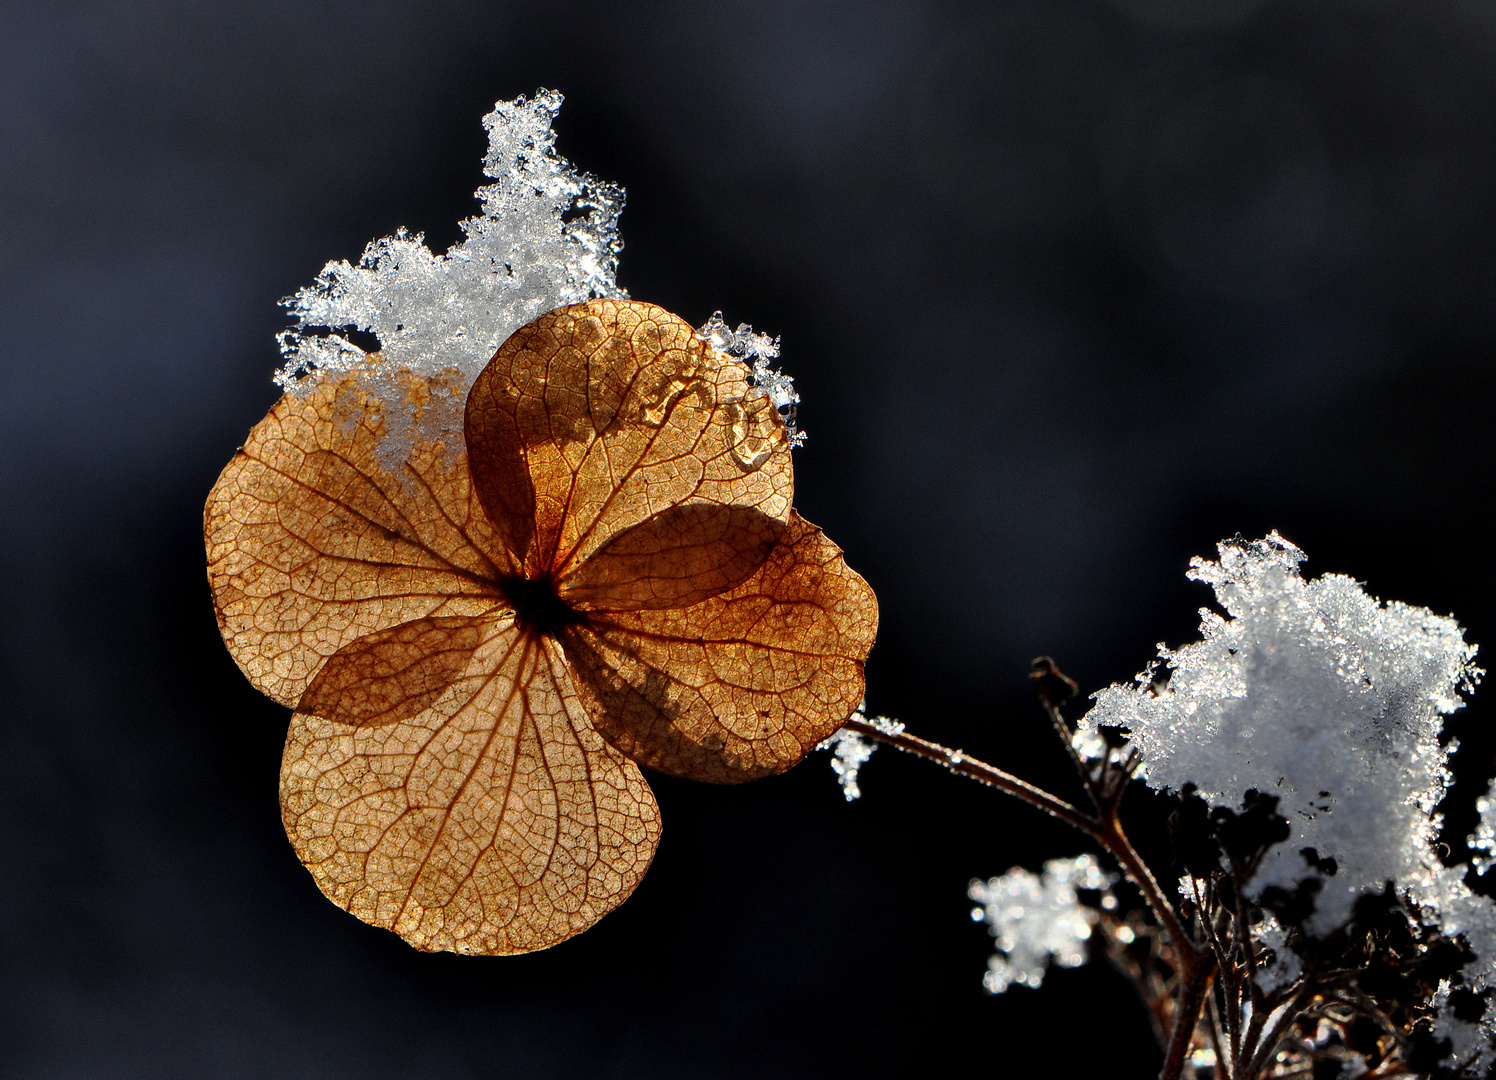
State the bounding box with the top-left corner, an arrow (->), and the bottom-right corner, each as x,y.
1161,960 -> 1217,1080
1240,984 -> 1319,1080
841,712 -> 1215,1080
841,715 -> 1097,837
1206,992 -> 1234,1080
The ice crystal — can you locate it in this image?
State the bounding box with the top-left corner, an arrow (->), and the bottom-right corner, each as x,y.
822,727 -> 877,802
969,855 -> 1117,994
273,90 -> 626,471
1250,910 -> 1301,994
696,311 -> 804,446
820,707 -> 902,801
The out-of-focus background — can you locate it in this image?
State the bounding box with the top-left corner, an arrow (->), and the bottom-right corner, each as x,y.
4,1 -> 1495,1075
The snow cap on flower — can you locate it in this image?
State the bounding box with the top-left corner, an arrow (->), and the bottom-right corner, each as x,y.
277,91 -> 623,392
272,91 -> 800,473
273,90 -> 626,472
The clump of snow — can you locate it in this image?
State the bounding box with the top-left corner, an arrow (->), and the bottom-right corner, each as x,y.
272,92 -> 804,476
819,707 -> 901,801
1407,863 -> 1496,1071
1081,532 -> 1479,933
969,855 -> 1117,994
274,90 -> 625,471
696,312 -> 804,446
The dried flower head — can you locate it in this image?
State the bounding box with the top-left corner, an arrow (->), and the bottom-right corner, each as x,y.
205,299 -> 878,954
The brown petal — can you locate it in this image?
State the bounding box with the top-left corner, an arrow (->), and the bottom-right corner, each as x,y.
281,618 -> 661,955
205,368 -> 511,707
464,299 -> 794,579
561,512 -> 879,783
559,504 -> 785,612
297,617 -> 485,727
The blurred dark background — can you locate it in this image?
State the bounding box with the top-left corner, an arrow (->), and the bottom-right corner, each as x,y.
4,0 -> 1496,1076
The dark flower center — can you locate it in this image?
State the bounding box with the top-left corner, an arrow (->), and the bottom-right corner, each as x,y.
500,575 -> 584,637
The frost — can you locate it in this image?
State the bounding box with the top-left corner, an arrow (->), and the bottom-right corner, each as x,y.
273,90 -> 626,471
969,855 -> 1117,994
696,311 -> 804,447
1081,532 -> 1480,933
822,727 -> 877,801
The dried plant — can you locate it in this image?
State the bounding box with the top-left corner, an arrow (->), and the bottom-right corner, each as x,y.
204,91 -> 1496,1079
205,300 -> 876,953
833,538 -> 1493,1080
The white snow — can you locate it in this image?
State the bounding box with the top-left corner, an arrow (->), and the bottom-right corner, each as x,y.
822,726 -> 877,802
272,91 -> 799,476
274,89 -> 624,471
1081,532 -> 1479,933
969,855 -> 1116,994
820,708 -> 901,801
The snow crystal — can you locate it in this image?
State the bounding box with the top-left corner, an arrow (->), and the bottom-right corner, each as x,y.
822,727 -> 877,802
273,90 -> 626,471
696,311 -> 804,447
969,855 -> 1117,994
1081,532 -> 1480,934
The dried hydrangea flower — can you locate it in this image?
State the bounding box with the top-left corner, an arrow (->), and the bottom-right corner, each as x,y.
205,299 -> 878,954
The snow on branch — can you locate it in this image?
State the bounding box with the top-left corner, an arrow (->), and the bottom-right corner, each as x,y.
819,706 -> 901,801
1080,532 -> 1496,1068
1081,532 -> 1480,932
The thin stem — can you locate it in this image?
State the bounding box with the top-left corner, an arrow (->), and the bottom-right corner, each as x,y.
840,712 -> 1216,1079
1240,985 -> 1317,1080
842,716 -> 1204,992
1040,696 -> 1101,809
1212,905 -> 1243,1071
1241,981 -> 1281,1071
1101,804 -> 1197,970
1161,962 -> 1215,1080
842,716 -> 1096,837
1206,993 -> 1234,1080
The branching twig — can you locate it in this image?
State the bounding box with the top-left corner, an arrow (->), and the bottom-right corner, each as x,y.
841,706 -> 1216,1080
